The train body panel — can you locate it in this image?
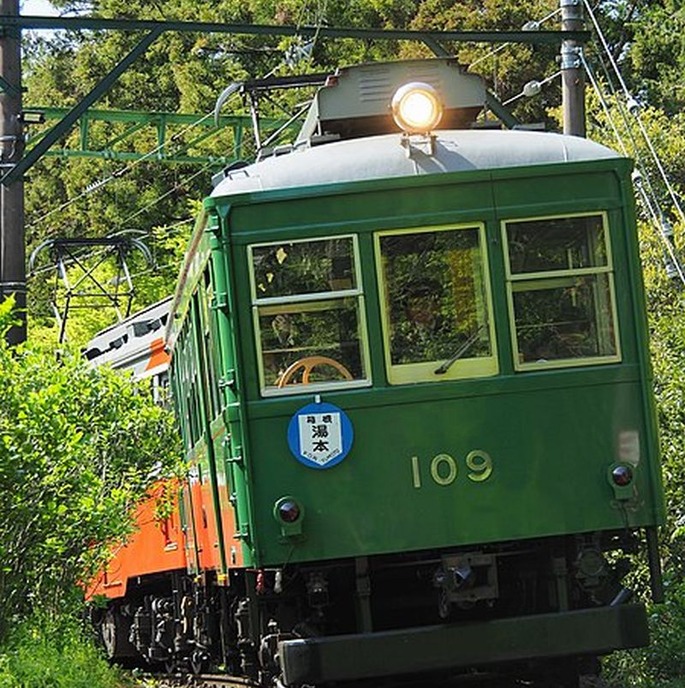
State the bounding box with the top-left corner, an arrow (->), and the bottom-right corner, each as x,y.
243,375 -> 658,565
87,481 -> 186,599
196,152 -> 662,574
84,298 -> 190,604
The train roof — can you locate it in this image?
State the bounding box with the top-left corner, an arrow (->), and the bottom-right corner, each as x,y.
211,129 -> 621,198
84,297 -> 171,379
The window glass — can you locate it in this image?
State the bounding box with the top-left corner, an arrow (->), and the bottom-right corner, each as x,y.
377,226 -> 497,384
504,214 -> 620,369
507,215 -> 607,274
252,238 -> 356,298
250,237 -> 368,394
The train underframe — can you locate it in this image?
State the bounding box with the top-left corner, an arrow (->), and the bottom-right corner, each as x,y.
93,530 -> 652,687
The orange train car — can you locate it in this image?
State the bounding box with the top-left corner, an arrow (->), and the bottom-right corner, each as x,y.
85,298 -> 243,670
83,300 -> 193,666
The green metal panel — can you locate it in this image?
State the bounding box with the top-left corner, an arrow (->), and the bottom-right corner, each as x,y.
205,209 -> 257,566
245,372 -> 659,565
203,157 -> 663,568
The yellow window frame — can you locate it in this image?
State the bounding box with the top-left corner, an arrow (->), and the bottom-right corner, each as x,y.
374,223 -> 499,385
501,211 -> 622,372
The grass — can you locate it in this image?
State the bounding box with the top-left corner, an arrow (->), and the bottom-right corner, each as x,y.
0,613 -> 134,688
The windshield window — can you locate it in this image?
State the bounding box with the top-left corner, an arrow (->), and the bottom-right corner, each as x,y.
376,225 -> 497,384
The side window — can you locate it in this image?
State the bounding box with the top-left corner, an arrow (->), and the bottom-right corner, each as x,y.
249,235 -> 370,395
199,271 -> 221,418
376,224 -> 498,385
174,328 -> 195,450
502,213 -> 620,370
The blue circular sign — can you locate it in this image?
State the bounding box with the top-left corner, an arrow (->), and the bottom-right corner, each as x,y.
287,401 -> 354,470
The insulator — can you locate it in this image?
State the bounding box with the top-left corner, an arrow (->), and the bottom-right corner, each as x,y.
665,259 -> 682,281
627,97 -> 641,115
660,220 -> 674,240
523,80 -> 542,98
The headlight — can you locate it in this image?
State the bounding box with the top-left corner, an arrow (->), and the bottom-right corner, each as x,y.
391,82 -> 443,134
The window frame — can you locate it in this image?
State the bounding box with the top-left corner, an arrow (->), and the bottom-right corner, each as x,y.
248,234 -> 372,397
501,211 -> 622,372
374,222 -> 499,385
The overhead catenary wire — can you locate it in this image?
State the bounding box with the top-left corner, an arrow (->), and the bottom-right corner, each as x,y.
27,18 -> 329,289
584,49 -> 663,222
581,52 -> 685,285
502,70 -> 561,106
26,110 -> 217,231
582,0 -> 685,229
28,5 -> 329,237
467,6 -> 561,71
580,1 -> 685,285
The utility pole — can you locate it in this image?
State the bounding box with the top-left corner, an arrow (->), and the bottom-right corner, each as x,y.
0,0 -> 24,344
560,0 -> 586,137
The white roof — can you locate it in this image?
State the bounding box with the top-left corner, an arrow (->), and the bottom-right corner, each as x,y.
212,129 -> 620,198
84,298 -> 171,379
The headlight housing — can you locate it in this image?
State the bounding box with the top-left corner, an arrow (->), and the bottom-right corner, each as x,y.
391,82 -> 444,134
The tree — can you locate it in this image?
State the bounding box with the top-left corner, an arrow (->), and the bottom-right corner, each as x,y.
0,299 -> 181,640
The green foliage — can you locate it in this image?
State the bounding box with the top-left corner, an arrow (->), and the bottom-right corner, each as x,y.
627,0 -> 684,113
0,295 -> 18,334
603,576 -> 685,687
16,2 -> 685,684
0,333 -> 181,642
0,613 -> 132,688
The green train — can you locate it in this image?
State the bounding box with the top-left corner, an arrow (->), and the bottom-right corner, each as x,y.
160,58 -> 664,686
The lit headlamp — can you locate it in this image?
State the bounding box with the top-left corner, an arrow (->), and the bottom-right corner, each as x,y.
391,82 -> 444,134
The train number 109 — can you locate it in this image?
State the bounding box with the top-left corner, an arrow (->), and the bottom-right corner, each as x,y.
410,450 -> 493,488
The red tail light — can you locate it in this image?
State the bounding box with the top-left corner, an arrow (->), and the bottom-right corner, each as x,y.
612,465 -> 633,487
278,500 -> 301,523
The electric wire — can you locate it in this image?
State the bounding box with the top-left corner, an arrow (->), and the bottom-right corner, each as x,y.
502,70 -> 561,106
27,18 -> 325,287
581,47 -> 685,284
26,110 -> 216,230
467,6 -> 561,71
28,9 -> 327,237
119,160 -> 217,227
591,57 -> 684,283
583,0 -> 685,227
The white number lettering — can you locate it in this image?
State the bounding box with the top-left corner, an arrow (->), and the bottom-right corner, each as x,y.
430,453 -> 458,486
466,450 -> 493,482
411,450 -> 493,489
411,455 -> 422,488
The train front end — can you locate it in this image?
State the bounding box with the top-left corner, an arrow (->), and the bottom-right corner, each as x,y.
168,59 -> 664,686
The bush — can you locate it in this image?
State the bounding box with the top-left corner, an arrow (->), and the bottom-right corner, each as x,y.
0,314 -> 181,640
0,613 -> 132,688
603,575 -> 685,687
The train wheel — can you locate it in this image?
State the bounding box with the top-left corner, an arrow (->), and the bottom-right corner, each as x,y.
190,650 -> 210,675
100,608 -> 138,662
